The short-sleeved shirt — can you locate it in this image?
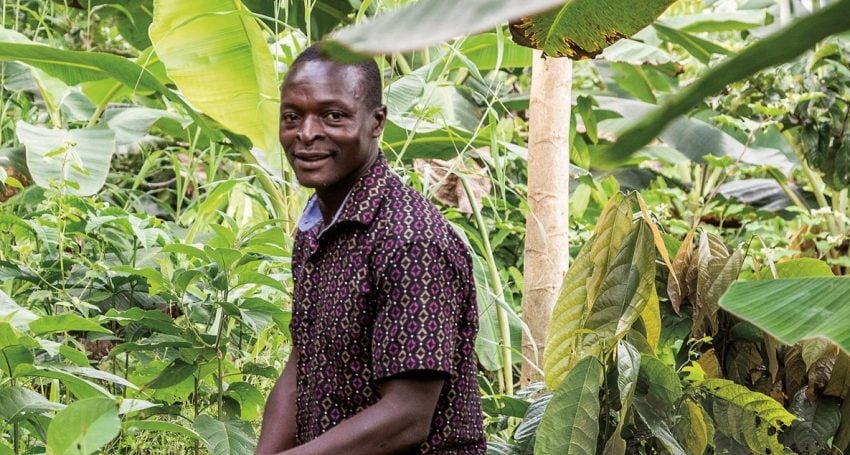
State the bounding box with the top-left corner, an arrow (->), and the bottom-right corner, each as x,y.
289,154 -> 485,453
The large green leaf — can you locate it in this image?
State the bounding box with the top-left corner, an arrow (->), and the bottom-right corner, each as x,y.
149,0 -> 280,153
324,0 -> 571,58
124,419 -> 201,440
16,365 -> 113,399
534,356 -> 604,455
0,290 -> 37,330
652,23 -> 731,64
16,122 -> 115,196
29,314 -> 111,336
0,387 -> 64,424
46,397 -> 120,455
782,395 -> 841,453
720,277 -> 850,354
193,415 -> 256,455
0,29 -> 167,93
449,32 -> 533,70
543,193 -> 657,389
632,355 -> 687,455
607,0 -> 850,163
509,0 -> 675,58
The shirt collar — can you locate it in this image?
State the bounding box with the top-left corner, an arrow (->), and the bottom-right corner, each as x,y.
296,154 -> 392,233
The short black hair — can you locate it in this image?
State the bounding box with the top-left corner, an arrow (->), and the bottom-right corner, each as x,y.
286,43 -> 383,109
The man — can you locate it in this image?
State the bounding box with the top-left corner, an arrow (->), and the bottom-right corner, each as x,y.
256,44 -> 485,454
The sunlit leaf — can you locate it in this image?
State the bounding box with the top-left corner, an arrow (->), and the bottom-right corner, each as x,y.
720,277 -> 850,354
46,397 -> 120,455
700,378 -> 795,452
0,387 -> 64,424
193,415 -> 256,455
150,0 -> 280,153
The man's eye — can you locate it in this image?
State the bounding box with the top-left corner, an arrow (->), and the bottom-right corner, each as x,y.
282,113 -> 299,123
326,111 -> 344,121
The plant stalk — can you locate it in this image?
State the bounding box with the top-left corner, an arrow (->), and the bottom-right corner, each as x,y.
461,176 -> 513,395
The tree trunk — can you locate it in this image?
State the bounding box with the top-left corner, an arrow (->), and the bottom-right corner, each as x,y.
520,50 -> 572,386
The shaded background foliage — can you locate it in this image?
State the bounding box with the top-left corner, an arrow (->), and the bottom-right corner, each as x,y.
1,0 -> 850,454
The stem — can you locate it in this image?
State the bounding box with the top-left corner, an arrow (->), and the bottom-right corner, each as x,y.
786,131 -> 841,234
460,176 -> 513,395
394,53 -> 413,75
86,83 -> 123,128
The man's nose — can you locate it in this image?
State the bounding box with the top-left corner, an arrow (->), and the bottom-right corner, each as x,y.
296,116 -> 324,143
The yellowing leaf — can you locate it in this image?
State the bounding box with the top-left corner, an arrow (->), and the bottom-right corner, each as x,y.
150,0 -> 280,154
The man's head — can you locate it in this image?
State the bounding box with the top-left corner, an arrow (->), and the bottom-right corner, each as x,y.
279,44 -> 387,197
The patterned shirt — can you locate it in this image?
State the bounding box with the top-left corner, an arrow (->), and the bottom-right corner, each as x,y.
290,154 -> 485,453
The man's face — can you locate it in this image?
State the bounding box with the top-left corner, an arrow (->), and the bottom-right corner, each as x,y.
279,60 -> 386,194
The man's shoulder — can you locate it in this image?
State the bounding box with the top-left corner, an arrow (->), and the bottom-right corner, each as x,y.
376,175 -> 465,247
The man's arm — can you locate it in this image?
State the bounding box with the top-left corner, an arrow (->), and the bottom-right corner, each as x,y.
256,347 -> 300,454
280,373 -> 444,455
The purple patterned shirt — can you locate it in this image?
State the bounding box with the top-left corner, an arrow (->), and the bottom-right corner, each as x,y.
289,154 -> 485,453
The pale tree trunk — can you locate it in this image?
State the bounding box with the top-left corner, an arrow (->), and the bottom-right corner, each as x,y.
520,50 -> 572,386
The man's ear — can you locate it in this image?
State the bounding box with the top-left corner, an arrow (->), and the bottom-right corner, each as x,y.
372,105 -> 387,137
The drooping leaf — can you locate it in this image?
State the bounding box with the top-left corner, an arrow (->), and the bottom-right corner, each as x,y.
534,356 -> 604,455
667,229 -> 694,314
652,23 -> 730,64
0,31 -> 164,90
123,419 -> 201,440
782,392 -> 841,453
29,314 -> 111,336
607,0 -> 850,163
632,355 -> 689,454
193,415 -> 256,455
0,387 -> 65,424
693,233 -> 743,336
594,96 -> 795,173
149,0 -> 280,153
700,378 -> 795,452
17,122 -> 115,196
720,277 -> 850,354
509,0 -> 676,58
46,397 -> 120,455
543,194 -> 632,389
323,0 -> 571,59
16,365 -> 113,399
583,219 -> 656,348
0,290 -> 38,330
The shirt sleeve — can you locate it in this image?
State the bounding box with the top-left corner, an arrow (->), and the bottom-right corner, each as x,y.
370,240 -> 467,380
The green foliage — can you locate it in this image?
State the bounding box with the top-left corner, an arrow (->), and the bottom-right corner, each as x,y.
149,0 -> 280,155
534,356 -> 603,455
608,0 -> 850,163
721,277 -> 850,354
193,415 -> 256,455
46,397 -> 121,455
3,0 -> 850,453
543,193 -> 657,389
699,379 -> 796,453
